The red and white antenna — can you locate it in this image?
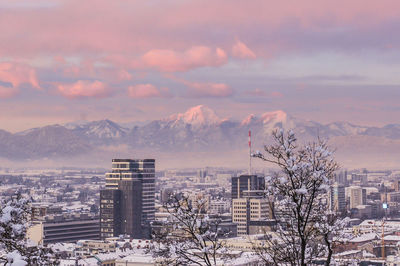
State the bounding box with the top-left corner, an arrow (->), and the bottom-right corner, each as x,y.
249,130 -> 252,175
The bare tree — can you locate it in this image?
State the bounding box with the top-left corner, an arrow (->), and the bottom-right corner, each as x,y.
0,194 -> 57,265
252,129 -> 344,265
150,193 -> 229,266
315,211 -> 350,265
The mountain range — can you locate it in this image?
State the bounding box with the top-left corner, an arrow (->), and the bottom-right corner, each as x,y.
1,105 -> 400,169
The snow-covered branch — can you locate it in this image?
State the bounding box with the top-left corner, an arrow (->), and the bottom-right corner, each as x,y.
0,194 -> 57,265
149,193 -> 230,266
252,129 -> 342,266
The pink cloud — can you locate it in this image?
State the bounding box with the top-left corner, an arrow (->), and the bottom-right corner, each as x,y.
270,91 -> 284,98
128,84 -> 171,99
57,80 -> 112,99
0,62 -> 40,89
245,88 -> 283,98
55,56 -> 133,82
53,55 -> 67,65
0,85 -> 19,99
232,40 -> 256,59
0,0 -> 399,60
62,58 -> 95,78
167,0 -> 400,30
182,80 -> 232,98
115,69 -> 132,81
188,82 -> 232,97
166,75 -> 233,98
110,46 -> 228,72
246,88 -> 267,96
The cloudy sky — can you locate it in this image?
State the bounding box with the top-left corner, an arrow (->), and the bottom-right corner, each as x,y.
1,0 -> 399,132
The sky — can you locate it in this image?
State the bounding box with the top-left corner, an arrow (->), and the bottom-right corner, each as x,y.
1,0 -> 400,132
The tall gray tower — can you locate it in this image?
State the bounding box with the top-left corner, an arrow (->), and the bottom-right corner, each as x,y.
101,159 -> 155,239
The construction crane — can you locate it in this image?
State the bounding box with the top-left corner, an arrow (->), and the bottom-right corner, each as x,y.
381,219 -> 385,259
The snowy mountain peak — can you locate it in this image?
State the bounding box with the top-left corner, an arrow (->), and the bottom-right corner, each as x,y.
241,114 -> 257,126
64,120 -> 89,129
168,105 -> 221,127
74,119 -> 128,139
240,111 -> 289,128
91,119 -> 119,128
260,110 -> 287,124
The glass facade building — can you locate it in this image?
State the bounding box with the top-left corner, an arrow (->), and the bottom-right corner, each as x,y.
231,175 -> 265,199
105,159 -> 155,224
100,189 -> 121,239
101,159 -> 155,239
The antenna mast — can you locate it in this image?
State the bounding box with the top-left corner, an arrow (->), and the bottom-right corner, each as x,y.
248,130 -> 252,175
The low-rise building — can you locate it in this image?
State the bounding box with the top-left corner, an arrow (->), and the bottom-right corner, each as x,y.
28,213 -> 100,245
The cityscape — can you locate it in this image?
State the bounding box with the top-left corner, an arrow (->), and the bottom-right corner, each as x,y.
1,0 -> 400,265
2,155 -> 400,265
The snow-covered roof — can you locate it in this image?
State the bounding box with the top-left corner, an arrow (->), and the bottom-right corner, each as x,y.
94,250 -> 134,261
384,235 -> 400,241
350,233 -> 377,243
59,257 -> 99,266
116,253 -> 154,263
362,250 -> 376,258
359,219 -> 400,227
335,250 -> 361,256
221,252 -> 261,265
50,242 -> 76,252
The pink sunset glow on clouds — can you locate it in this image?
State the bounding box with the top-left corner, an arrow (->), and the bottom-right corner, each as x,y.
108,46 -> 228,73
57,80 -> 112,99
0,0 -> 398,58
128,84 -> 171,99
185,82 -> 233,98
62,59 -> 95,78
0,0 -> 398,76
232,40 -> 256,59
270,91 -> 284,98
58,58 -> 133,82
0,62 -> 40,90
246,88 -> 267,97
0,0 -> 399,130
166,75 -> 233,98
115,69 -> 133,82
245,88 -> 284,98
140,46 -> 227,72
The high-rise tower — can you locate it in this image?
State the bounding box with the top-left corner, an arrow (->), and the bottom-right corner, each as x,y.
328,183 -> 346,213
231,175 -> 265,200
100,159 -> 155,239
349,186 -> 367,209
105,159 -> 155,223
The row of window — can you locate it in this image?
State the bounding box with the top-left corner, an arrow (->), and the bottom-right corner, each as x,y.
100,228 -> 114,232
233,215 -> 248,219
233,202 -> 247,205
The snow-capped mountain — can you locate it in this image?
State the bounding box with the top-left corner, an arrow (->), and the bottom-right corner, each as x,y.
1,105 -> 400,168
163,105 -> 222,129
240,110 -> 298,145
63,120 -> 90,130
71,119 -> 129,142
324,122 -> 368,136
